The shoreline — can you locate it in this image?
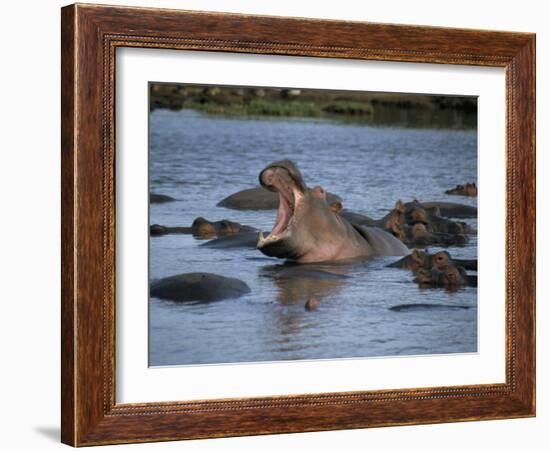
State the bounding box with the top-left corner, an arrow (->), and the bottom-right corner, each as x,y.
149,84 -> 477,129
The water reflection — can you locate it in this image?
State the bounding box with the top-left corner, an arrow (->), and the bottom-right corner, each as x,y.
259,262 -> 351,305
357,105 -> 477,130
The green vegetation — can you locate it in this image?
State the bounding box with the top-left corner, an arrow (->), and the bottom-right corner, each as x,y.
149,84 -> 477,128
192,99 -> 321,117
184,99 -> 374,119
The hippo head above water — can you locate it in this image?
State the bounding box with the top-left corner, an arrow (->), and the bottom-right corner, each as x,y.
256,160 -> 408,263
256,160 -> 338,261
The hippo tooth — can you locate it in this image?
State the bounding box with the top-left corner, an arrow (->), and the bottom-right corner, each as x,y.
258,231 -> 265,244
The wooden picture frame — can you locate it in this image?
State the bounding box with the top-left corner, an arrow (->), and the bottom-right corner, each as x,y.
61,3 -> 536,446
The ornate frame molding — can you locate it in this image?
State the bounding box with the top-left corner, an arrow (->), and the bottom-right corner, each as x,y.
61,4 -> 535,446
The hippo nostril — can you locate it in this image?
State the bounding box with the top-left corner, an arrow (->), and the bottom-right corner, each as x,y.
259,168 -> 279,190
261,170 -> 272,184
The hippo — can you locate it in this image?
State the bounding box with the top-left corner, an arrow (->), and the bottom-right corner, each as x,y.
337,200 -> 473,247
341,200 -> 469,247
150,224 -> 192,236
445,182 -> 477,197
190,217 -> 256,238
387,248 -> 432,270
255,160 -> 408,263
150,193 -> 176,203
339,209 -> 376,227
426,250 -> 477,271
403,200 -> 471,234
201,231 -> 264,249
401,222 -> 468,247
388,248 -> 477,291
217,185 -> 342,210
388,249 -> 477,271
420,201 -> 477,219
346,201 -> 407,240
414,265 -> 477,288
150,272 -> 250,302
150,217 -> 256,238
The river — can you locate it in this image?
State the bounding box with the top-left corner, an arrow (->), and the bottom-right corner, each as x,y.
149,108 -> 477,366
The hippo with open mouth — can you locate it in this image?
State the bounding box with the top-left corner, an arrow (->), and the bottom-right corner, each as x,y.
256,160 -> 408,263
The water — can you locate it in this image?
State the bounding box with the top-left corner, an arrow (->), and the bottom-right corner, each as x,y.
149,109 -> 478,366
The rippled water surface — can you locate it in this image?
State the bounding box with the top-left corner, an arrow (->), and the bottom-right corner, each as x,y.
149,109 -> 478,366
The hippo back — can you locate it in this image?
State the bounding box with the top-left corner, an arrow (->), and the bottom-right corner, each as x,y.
352,225 -> 408,256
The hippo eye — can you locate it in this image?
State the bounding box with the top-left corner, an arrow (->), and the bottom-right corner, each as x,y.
446,270 -> 458,281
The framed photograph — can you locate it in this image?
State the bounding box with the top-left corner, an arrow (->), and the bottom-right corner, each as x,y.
61,3 -> 535,446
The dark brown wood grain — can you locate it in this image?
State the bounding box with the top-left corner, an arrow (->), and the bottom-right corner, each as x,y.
61,3 -> 536,446
60,5 -> 76,446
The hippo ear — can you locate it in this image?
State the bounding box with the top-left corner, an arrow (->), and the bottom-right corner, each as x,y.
389,221 -> 404,239
329,201 -> 343,214
395,200 -> 405,212
192,217 -> 208,227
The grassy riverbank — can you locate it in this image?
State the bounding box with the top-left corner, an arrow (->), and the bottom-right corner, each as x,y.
192,98 -> 376,117
149,83 -> 477,128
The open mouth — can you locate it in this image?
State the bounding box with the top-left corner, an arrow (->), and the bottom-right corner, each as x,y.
258,190 -> 295,245
257,163 -> 304,247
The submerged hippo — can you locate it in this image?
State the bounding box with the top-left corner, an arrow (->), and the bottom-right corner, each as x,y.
190,217 -> 256,238
341,200 -> 469,247
256,160 -> 408,263
445,182 -> 477,197
388,248 -> 477,290
388,249 -> 477,271
150,193 -> 175,204
401,222 -> 468,247
420,201 -> 477,219
404,200 -> 471,234
217,185 -> 342,210
150,224 -> 191,236
414,265 -> 477,288
201,231 -> 264,249
150,272 -> 250,302
150,217 -> 256,238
